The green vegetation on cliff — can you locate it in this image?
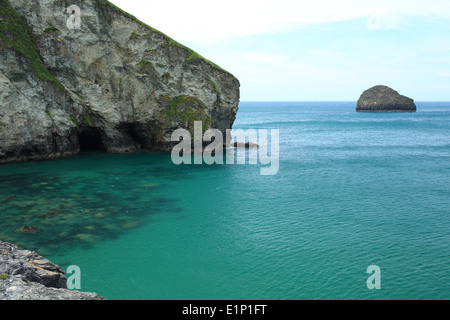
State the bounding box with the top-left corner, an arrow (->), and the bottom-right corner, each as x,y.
0,0 -> 64,90
0,273 -> 10,281
160,95 -> 211,133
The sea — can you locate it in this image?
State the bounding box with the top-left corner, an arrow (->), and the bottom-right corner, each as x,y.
0,101 -> 449,300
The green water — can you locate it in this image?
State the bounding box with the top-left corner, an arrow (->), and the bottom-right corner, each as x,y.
0,102 -> 449,300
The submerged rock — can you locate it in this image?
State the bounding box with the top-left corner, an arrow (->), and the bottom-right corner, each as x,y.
0,241 -> 104,300
0,0 -> 240,164
16,226 -> 40,234
356,85 -> 416,112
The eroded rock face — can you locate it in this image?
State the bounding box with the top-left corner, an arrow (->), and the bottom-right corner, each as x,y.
0,0 -> 240,163
0,241 -> 104,300
356,85 -> 416,112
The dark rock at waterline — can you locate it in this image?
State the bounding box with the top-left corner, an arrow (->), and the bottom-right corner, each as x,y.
356,85 -> 416,112
232,142 -> 259,148
0,241 -> 105,300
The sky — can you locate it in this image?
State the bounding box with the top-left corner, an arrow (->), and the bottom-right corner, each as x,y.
110,0 -> 450,101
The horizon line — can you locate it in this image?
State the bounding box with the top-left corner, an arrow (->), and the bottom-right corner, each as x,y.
239,100 -> 450,103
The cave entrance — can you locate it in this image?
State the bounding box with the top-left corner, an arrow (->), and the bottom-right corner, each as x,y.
78,128 -> 106,152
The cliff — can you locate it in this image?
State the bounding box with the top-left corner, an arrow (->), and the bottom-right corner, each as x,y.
0,0 -> 240,163
0,241 -> 104,300
356,85 -> 416,112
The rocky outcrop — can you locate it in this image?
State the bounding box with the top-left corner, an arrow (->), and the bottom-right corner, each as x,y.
0,0 -> 240,164
0,241 -> 104,300
356,85 -> 416,112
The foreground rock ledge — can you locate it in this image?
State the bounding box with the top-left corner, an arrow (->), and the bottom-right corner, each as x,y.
356,85 -> 417,112
0,241 -> 105,300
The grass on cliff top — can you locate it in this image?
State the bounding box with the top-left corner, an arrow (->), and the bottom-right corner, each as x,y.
0,0 -> 64,90
97,0 -> 229,74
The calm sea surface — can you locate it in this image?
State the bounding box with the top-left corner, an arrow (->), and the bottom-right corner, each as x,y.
0,101 -> 449,299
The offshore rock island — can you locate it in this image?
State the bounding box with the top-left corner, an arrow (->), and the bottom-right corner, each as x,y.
356,85 -> 417,112
0,0 -> 240,164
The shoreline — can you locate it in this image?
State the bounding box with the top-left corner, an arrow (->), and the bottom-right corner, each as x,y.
0,240 -> 105,300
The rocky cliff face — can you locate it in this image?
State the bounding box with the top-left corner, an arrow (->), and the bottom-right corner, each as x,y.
0,0 -> 240,163
356,85 -> 416,112
0,241 -> 104,300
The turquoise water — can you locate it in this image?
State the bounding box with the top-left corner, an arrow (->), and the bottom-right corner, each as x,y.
1,101 -> 449,300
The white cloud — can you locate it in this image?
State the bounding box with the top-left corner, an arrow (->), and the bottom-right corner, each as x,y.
241,52 -> 290,64
109,0 -> 450,43
366,9 -> 404,30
